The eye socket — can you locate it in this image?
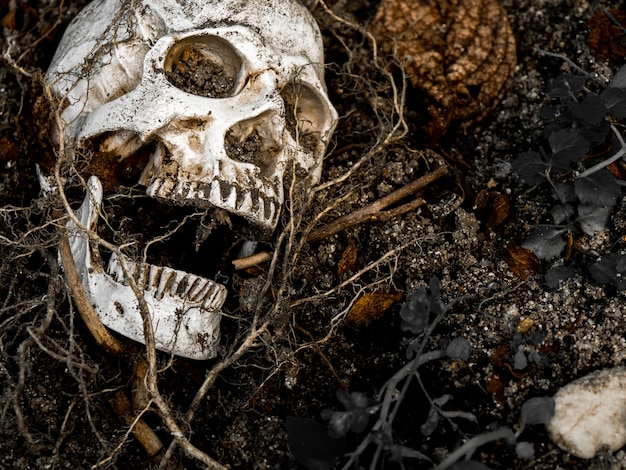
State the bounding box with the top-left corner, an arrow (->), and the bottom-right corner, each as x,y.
164,35 -> 243,98
281,83 -> 330,154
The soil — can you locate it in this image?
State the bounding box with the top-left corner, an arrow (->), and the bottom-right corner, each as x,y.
2,0 -> 626,469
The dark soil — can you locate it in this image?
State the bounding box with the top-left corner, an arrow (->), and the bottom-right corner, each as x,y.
2,0 -> 626,469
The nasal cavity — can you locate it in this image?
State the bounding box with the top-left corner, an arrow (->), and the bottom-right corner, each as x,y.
224,113 -> 282,176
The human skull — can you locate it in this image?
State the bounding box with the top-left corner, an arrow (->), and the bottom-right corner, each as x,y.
45,0 -> 338,359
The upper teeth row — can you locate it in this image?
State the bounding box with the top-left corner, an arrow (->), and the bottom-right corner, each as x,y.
147,177 -> 279,228
107,252 -> 227,310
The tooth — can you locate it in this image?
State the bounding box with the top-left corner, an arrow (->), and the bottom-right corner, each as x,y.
256,197 -> 265,221
190,280 -> 212,303
107,253 -> 124,282
155,267 -> 176,300
265,181 -> 277,200
174,274 -> 188,297
148,265 -> 163,292
146,178 -> 161,197
186,182 -> 198,199
158,178 -> 175,198
250,194 -> 260,215
107,252 -> 141,284
236,191 -> 253,212
203,284 -> 227,310
210,180 -> 220,203
221,182 -> 236,207
175,273 -> 198,299
103,251 -> 227,309
261,196 -> 271,221
185,276 -> 203,299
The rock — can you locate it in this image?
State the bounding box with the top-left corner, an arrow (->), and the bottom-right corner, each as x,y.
546,367 -> 626,459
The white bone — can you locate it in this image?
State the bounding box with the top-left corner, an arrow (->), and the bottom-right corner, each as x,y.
46,0 -> 338,358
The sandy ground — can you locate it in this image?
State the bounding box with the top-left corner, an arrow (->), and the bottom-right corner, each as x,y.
2,0 -> 626,468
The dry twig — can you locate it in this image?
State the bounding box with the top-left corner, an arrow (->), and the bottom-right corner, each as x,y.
307,163 -> 448,243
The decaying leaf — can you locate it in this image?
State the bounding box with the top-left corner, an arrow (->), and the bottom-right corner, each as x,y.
474,190 -> 511,230
587,9 -> 626,64
337,238 -> 358,280
370,0 -> 516,138
0,136 -> 20,162
347,289 -> 404,329
505,239 -> 540,280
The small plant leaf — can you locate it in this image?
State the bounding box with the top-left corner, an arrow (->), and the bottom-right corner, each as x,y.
286,416 -> 346,470
400,278 -> 443,334
609,64 -> 626,89
548,129 -> 590,168
450,461 -> 495,470
601,87 -> 626,118
577,204 -> 612,235
420,404 -> 440,436
552,182 -> 577,204
545,264 -> 576,289
511,151 -> 549,185
520,396 -> 555,425
446,338 -> 471,361
522,226 -> 567,260
389,444 -> 431,462
589,253 -> 626,290
567,93 -> 607,124
514,347 -> 528,370
546,74 -> 587,98
515,441 -> 536,460
551,203 -> 574,225
578,119 -> 611,145
575,169 -> 619,206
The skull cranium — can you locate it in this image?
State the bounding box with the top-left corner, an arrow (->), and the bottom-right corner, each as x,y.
46,0 -> 338,359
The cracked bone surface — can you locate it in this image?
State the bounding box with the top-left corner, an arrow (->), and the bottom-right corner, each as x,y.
46,0 -> 338,359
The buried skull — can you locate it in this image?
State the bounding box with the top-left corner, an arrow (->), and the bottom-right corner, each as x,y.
45,0 -> 338,359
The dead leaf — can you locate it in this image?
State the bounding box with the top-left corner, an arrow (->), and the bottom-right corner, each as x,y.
0,136 -> 20,162
475,190 -> 511,230
587,9 -> 626,64
337,238 -> 358,280
347,289 -> 403,329
487,193 -> 511,230
1,4 -> 38,32
504,239 -> 540,280
370,0 -> 516,138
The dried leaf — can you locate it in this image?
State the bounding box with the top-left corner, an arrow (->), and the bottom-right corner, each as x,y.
337,238 -> 358,280
370,0 -> 516,137
347,289 -> 403,329
474,191 -> 511,230
0,136 -> 20,162
504,239 -> 540,280
587,9 -> 626,64
487,193 -> 511,230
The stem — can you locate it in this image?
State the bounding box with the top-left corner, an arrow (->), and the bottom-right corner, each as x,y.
578,125 -> 626,178
431,428 -> 516,470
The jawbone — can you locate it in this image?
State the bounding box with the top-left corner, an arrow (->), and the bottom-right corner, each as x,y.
66,175 -> 227,360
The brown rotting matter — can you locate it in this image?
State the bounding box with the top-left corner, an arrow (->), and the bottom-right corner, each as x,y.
370,0 -> 517,138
